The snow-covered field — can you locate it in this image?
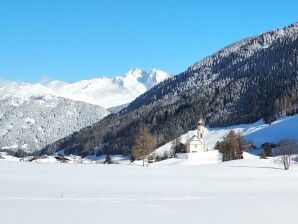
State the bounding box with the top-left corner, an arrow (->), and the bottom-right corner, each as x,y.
1,156 -> 298,224
1,114 -> 297,224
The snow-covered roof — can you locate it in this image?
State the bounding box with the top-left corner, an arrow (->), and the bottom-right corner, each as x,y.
186,135 -> 202,144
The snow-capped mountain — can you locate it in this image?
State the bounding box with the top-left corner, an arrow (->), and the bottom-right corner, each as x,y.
0,68 -> 169,153
0,95 -> 108,152
46,68 -> 169,108
42,22 -> 298,157
0,68 -> 170,109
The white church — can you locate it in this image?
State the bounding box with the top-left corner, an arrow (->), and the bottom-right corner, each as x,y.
185,115 -> 206,153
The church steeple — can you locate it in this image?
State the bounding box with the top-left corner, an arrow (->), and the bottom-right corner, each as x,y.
185,114 -> 206,154
197,114 -> 204,143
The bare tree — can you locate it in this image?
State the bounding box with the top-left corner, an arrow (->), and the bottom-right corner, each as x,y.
277,139 -> 298,170
132,127 -> 156,167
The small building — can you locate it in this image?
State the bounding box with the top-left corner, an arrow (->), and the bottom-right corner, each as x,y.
186,115 -> 206,153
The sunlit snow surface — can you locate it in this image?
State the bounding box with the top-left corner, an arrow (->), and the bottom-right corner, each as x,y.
1,115 -> 298,224
1,157 -> 298,224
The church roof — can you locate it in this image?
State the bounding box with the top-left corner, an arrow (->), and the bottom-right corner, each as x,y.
186,135 -> 203,144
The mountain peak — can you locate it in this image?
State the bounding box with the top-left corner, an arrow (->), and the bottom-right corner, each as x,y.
125,68 -> 146,79
122,68 -> 170,89
0,68 -> 170,109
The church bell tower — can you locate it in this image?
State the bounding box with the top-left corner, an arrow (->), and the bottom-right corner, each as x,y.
197,115 -> 204,143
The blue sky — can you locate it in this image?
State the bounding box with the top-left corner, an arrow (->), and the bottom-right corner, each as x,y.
0,0 -> 298,83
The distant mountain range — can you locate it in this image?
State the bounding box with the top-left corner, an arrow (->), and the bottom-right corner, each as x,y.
0,68 -> 170,152
0,68 -> 170,109
42,22 -> 298,157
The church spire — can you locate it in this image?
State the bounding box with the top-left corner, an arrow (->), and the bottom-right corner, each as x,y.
197,114 -> 204,143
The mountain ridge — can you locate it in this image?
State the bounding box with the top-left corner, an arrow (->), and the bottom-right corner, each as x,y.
0,68 -> 170,109
41,21 -> 298,156
127,22 -> 298,112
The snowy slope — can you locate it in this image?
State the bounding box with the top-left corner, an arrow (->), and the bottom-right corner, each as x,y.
155,114 -> 298,156
0,95 -> 108,152
0,68 -> 169,153
1,157 -> 298,224
0,68 -> 170,109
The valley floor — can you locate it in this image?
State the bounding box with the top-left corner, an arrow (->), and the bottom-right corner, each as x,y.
1,157 -> 298,224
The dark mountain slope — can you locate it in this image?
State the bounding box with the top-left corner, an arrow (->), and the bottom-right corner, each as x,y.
43,22 -> 298,156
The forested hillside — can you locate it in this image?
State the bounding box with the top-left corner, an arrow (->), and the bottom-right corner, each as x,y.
43,22 -> 298,157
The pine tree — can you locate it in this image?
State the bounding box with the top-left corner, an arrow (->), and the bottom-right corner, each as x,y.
215,130 -> 245,162
170,136 -> 182,158
104,154 -> 112,164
